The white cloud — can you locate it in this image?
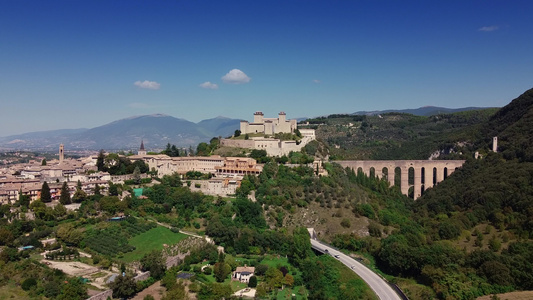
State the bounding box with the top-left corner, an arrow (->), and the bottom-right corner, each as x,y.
221,69 -> 251,84
313,79 -> 321,84
199,81 -> 219,89
134,80 -> 161,90
478,25 -> 499,32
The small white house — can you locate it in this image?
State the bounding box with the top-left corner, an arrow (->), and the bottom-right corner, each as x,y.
233,266 -> 255,283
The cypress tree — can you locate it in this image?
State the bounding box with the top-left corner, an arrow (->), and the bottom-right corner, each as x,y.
59,182 -> 71,205
96,149 -> 105,171
41,181 -> 51,203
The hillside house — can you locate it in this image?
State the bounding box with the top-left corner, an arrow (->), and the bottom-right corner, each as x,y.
233,266 -> 255,283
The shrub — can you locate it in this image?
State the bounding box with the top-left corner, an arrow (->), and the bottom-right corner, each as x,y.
489,236 -> 502,252
248,275 -> 258,288
255,264 -> 268,276
368,221 -> 382,237
340,219 -> 351,228
21,278 -> 37,291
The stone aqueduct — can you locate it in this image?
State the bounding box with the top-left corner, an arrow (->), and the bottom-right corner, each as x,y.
337,160 -> 465,199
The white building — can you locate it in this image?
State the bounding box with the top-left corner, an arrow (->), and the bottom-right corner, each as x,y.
233,266 -> 255,283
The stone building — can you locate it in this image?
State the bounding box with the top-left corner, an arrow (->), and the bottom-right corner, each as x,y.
240,111 -> 297,135
132,154 -> 261,178
232,266 -> 255,283
138,140 -> 147,156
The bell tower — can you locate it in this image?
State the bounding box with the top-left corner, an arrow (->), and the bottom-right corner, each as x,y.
59,144 -> 64,164
138,140 -> 147,156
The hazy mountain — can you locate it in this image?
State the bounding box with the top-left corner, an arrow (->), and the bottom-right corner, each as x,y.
197,116 -> 241,138
71,114 -> 208,150
353,106 -> 494,117
0,114 -> 241,151
0,128 -> 89,150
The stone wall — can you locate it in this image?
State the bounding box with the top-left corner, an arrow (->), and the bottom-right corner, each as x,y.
85,271 -> 150,300
220,136 -> 314,157
166,251 -> 190,269
188,180 -> 240,197
134,271 -> 151,282
86,289 -> 113,300
220,139 -> 256,149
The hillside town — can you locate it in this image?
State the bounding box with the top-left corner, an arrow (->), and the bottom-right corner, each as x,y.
0,111 -> 317,205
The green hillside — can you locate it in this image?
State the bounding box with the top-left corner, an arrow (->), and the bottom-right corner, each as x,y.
302,108 -> 498,160
292,88 -> 533,299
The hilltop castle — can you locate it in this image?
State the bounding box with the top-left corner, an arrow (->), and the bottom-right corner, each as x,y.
240,111 -> 297,135
221,111 -> 315,156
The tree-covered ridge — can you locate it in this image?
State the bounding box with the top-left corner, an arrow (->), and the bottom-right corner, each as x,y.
481,88 -> 533,161
363,89 -> 533,298
301,108 -> 498,160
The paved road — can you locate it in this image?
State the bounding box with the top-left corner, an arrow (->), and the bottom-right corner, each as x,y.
310,239 -> 402,300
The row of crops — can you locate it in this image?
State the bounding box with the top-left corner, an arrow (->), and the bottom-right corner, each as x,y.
81,217 -> 156,257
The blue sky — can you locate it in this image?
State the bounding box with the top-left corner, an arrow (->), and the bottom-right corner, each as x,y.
1,0 -> 532,136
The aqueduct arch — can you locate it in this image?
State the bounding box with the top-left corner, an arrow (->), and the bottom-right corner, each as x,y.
337,160 -> 465,199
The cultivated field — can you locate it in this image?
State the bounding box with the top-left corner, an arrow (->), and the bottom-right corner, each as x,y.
122,226 -> 188,262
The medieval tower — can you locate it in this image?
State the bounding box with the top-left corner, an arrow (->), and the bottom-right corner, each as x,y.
59,144 -> 64,164
138,140 -> 147,156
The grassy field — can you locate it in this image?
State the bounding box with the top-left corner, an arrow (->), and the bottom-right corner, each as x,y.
334,258 -> 378,300
121,226 -> 188,262
229,280 -> 248,292
260,255 -> 289,268
0,283 -> 30,300
277,286 -> 308,300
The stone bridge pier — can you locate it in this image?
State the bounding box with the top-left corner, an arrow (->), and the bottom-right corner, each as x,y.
337,160 -> 465,199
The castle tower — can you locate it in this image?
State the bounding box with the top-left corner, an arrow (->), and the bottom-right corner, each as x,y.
253,111 -> 264,124
492,136 -> 498,152
278,111 -> 286,123
59,144 -> 64,164
138,140 -> 147,156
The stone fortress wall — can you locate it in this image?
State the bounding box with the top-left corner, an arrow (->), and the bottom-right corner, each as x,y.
240,111 -> 297,135
223,111 -> 316,156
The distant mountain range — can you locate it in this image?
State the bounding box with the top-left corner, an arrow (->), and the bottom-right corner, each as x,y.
0,106 -> 496,151
352,106 -> 495,117
0,114 -> 241,151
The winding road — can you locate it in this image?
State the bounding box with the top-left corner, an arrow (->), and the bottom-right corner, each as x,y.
310,239 -> 402,300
